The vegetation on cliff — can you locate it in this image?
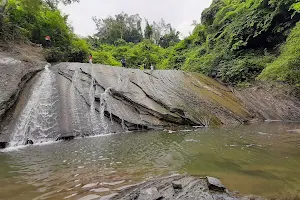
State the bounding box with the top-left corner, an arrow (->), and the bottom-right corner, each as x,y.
1,0 -> 300,87
162,0 -> 300,86
0,0 -> 88,62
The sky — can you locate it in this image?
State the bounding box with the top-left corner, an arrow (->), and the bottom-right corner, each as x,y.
59,0 -> 212,38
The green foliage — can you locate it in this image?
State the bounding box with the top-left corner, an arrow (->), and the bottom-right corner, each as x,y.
1,0 -> 88,63
93,13 -> 143,44
89,39 -> 167,69
144,20 -> 153,40
92,51 -> 120,66
162,0 -> 300,86
259,22 -> 300,86
2,0 -> 300,88
68,38 -> 89,62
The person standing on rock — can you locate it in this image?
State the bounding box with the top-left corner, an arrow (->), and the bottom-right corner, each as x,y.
150,64 -> 155,71
89,54 -> 93,64
121,57 -> 126,68
45,35 -> 51,48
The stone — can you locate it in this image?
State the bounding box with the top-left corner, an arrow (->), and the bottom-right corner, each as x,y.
56,63 -> 252,132
25,139 -> 34,145
206,176 -> 226,192
0,141 -> 7,149
109,175 -> 261,200
138,187 -> 161,200
172,181 -> 183,190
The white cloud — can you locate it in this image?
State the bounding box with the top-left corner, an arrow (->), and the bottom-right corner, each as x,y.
59,0 -> 212,37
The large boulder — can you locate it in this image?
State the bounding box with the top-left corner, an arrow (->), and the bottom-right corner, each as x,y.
58,63 -> 252,130
107,175 -> 263,200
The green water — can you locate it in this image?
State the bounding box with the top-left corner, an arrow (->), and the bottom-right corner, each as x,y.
0,122 -> 300,200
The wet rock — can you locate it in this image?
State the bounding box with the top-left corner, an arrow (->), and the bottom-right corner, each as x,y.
25,139 -> 34,145
207,176 -> 226,192
138,187 -> 161,200
56,135 -> 75,141
109,175 -> 262,200
0,141 -> 7,149
234,84 -> 300,122
0,53 -> 45,123
172,181 -> 183,190
57,63 -> 252,132
0,53 -> 45,143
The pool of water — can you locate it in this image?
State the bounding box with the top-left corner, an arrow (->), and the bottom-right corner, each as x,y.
1,122 -> 300,200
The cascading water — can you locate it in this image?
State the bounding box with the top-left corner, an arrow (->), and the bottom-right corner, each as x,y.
9,66 -> 60,147
89,66 -> 102,134
99,88 -> 114,132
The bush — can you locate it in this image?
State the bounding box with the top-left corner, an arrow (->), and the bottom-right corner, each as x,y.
258,22 -> 300,86
44,47 -> 66,62
92,51 -> 120,66
67,39 -> 89,62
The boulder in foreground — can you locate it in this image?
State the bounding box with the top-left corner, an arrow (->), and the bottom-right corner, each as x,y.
106,175 -> 263,200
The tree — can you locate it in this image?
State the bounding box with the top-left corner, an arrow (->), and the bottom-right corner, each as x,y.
0,0 -> 79,37
144,20 -> 153,40
158,28 -> 180,48
152,19 -> 172,44
93,12 -> 143,44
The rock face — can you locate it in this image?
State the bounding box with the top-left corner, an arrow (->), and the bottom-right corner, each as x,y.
107,175 -> 263,200
234,85 -> 300,122
0,53 -> 44,122
1,61 -> 300,145
58,63 -> 252,131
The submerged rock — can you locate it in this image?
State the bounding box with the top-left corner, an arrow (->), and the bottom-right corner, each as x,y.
108,175 -> 263,200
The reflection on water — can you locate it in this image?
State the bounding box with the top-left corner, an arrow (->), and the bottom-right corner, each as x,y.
1,122 -> 300,200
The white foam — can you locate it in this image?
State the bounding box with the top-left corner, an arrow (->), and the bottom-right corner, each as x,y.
0,140 -> 59,153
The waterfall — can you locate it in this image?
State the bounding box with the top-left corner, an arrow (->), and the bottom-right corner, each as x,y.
99,87 -> 114,132
88,66 -> 101,134
9,66 -> 59,147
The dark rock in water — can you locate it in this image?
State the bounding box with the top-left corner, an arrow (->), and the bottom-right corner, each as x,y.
108,175 -> 263,200
172,180 -> 183,190
25,139 -> 34,145
207,176 -> 226,192
56,135 -> 75,141
0,141 -> 7,149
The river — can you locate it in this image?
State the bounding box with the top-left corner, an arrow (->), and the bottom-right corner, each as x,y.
1,122 -> 300,200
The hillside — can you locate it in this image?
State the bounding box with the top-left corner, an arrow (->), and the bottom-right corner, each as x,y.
1,0 -> 300,88
161,0 -> 300,87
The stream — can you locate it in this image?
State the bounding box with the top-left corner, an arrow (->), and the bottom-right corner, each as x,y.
1,122 -> 300,200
